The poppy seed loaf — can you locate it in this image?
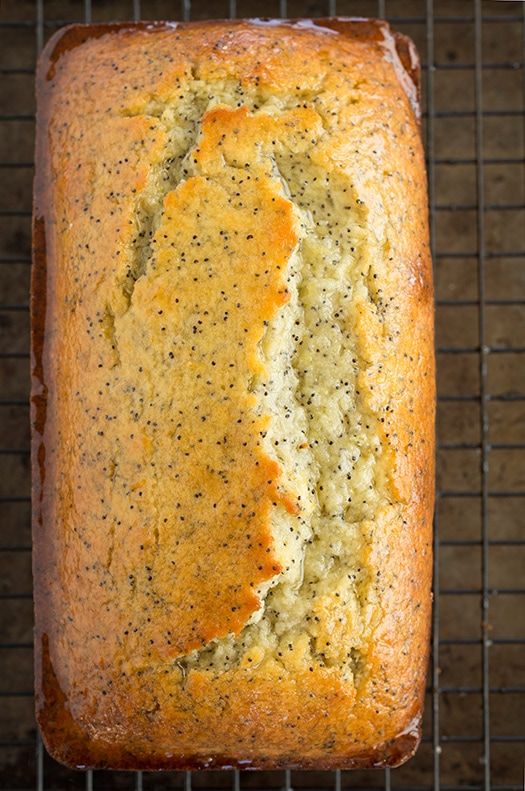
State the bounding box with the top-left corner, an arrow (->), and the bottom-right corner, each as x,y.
32,18 -> 435,771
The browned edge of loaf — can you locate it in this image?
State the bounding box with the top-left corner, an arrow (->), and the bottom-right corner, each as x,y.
32,17 -> 430,772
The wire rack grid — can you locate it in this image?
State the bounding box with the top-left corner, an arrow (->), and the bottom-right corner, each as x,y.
0,0 -> 524,789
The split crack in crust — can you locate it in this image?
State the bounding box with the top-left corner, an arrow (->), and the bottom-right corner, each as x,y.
111,85 -> 391,683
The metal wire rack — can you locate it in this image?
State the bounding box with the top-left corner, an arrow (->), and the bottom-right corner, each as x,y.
0,0 -> 524,789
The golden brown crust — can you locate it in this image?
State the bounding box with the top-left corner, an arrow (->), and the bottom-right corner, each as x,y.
32,18 -> 434,770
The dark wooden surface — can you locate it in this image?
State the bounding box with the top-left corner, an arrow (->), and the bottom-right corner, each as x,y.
0,0 -> 524,788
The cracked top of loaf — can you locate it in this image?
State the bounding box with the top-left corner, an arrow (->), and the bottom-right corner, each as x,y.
32,18 -> 434,771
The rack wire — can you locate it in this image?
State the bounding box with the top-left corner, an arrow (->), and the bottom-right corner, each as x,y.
0,0 -> 524,789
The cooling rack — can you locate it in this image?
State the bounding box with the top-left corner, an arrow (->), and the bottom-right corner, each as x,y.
0,0 -> 524,789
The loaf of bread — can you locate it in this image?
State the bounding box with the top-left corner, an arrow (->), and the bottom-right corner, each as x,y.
32,18 -> 434,770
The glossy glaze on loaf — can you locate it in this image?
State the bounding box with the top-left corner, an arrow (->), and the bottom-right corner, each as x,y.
32,18 -> 435,770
